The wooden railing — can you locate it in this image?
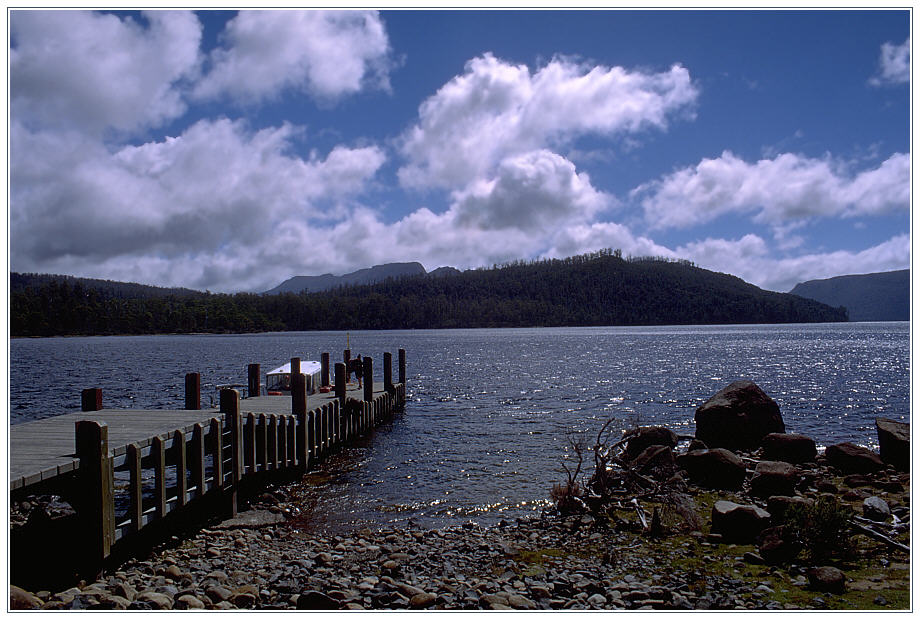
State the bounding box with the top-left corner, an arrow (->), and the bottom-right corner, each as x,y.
74,383 -> 406,565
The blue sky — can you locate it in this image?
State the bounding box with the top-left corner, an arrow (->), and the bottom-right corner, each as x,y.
8,8 -> 911,293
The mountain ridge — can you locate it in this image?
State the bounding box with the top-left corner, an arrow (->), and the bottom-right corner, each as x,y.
789,269 -> 909,322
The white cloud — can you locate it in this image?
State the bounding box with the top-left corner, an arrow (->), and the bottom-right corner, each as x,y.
194,10 -> 392,104
636,151 -> 909,233
10,10 -> 202,135
870,37 -> 910,86
398,53 -> 698,189
678,233 -> 909,292
10,119 -> 385,291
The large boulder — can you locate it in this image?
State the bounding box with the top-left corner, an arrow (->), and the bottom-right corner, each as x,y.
694,381 -> 784,450
711,500 -> 771,543
625,426 -> 679,460
824,442 -> 884,475
875,417 -> 909,471
761,433 -> 817,464
806,566 -> 846,594
631,445 -> 677,478
678,448 -> 746,490
750,461 -> 800,498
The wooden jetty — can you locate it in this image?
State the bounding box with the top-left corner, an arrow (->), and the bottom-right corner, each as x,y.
9,349 -> 407,575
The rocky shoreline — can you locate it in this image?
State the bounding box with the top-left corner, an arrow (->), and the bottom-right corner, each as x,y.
10,381 -> 911,610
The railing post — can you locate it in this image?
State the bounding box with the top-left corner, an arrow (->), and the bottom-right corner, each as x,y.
398,349 -> 406,385
384,352 -> 393,392
297,411 -> 309,470
321,352 -> 330,387
220,388 -> 241,517
153,436 -> 166,519
209,417 -> 223,494
268,414 -> 278,470
127,442 -> 142,534
174,429 -> 187,508
292,372 -> 307,416
248,364 -> 261,399
185,373 -> 201,410
335,362 -> 346,406
192,423 -> 206,500
81,388 -> 103,412
344,349 -> 351,382
75,420 -> 114,567
363,356 -> 374,402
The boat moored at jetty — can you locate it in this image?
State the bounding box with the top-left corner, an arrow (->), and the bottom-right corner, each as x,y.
265,360 -> 322,395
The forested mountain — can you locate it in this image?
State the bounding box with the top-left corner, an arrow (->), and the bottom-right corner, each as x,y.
10,250 -> 847,337
264,262 -> 427,294
10,272 -> 201,299
789,269 -> 909,322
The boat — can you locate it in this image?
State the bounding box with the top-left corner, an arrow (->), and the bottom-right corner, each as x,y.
265,360 -> 323,396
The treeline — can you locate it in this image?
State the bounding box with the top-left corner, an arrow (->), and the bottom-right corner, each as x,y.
10,251 -> 847,337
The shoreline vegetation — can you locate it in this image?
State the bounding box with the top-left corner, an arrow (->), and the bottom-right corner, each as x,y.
10,382 -> 909,610
10,251 -> 847,338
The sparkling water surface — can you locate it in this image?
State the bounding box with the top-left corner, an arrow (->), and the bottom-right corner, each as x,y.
9,323 -> 909,532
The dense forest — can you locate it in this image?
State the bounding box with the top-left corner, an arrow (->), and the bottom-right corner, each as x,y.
10,250 -> 847,337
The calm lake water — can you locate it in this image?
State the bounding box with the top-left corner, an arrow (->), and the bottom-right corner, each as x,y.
9,323 -> 909,531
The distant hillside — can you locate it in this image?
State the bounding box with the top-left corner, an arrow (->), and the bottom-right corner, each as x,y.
10,251 -> 847,337
10,272 -> 202,299
789,269 -> 909,322
264,262 -> 427,294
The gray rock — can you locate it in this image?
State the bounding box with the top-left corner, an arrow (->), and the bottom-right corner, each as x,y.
711,500 -> 771,543
678,448 -> 746,490
694,380 -> 784,450
806,566 -> 846,594
136,591 -> 173,610
10,586 -> 42,610
876,418 -> 909,471
175,594 -> 206,609
296,590 -> 340,610
825,442 -> 884,474
863,496 -> 891,522
750,461 -> 800,498
625,426 -> 679,460
761,433 -> 817,464
409,592 -> 437,609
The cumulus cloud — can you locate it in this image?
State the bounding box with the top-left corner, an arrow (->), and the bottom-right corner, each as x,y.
870,37 -> 910,86
677,233 -> 909,292
398,53 -> 699,189
10,10 -> 202,135
10,119 -> 386,291
194,10 -> 392,104
635,151 -> 909,234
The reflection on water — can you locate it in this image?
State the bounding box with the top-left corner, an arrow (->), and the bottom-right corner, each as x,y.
10,323 -> 909,531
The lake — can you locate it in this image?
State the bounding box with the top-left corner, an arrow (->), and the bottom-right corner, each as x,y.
9,322 -> 909,532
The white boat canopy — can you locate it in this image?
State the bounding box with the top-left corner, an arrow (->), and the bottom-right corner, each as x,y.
266,361 -> 322,377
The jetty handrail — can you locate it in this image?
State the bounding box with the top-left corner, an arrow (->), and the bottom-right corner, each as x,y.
72,365 -> 407,566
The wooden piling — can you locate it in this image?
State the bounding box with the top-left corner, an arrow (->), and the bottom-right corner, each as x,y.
81,388 -> 103,412
384,352 -> 393,392
321,352 -> 330,387
363,356 -> 374,401
185,373 -> 201,410
248,364 -> 261,398
292,372 -> 307,416
399,348 -> 406,384
291,357 -> 301,378
75,420 -> 114,564
335,362 -> 346,405
344,349 -> 351,381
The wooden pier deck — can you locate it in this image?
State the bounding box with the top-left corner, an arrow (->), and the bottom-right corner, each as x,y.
10,382 -> 384,491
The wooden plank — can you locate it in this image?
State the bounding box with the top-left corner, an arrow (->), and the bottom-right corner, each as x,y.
153,436 -> 166,519
127,443 -> 143,534
210,417 -> 223,491
174,429 -> 187,508
192,424 -> 205,500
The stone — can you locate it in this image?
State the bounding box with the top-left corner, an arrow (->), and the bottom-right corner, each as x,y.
843,473 -> 871,487
625,426 -> 679,460
806,566 -> 846,594
824,442 -> 884,475
296,591 -> 341,610
842,488 -> 870,501
757,525 -> 802,565
710,500 -> 771,543
409,592 -> 437,609
230,585 -> 260,608
876,418 -> 909,471
687,439 -> 708,452
506,594 -> 537,610
750,461 -> 800,498
766,495 -> 813,524
205,585 -> 232,603
761,433 -> 817,464
862,496 -> 891,522
136,591 -> 173,610
632,445 -> 677,477
10,586 -> 42,609
176,594 -> 206,610
677,448 -> 746,490
587,593 -> 608,606
694,380 -> 784,450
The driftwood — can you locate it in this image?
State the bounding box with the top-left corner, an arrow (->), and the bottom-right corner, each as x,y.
630,498 -> 648,530
851,519 -> 910,553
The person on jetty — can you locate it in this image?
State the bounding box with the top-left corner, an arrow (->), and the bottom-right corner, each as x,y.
350,355 -> 364,388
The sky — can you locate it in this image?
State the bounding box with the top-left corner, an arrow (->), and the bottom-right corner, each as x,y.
7,8 -> 912,293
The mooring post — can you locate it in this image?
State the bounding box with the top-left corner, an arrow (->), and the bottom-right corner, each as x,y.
321,352 -> 330,387
185,373 -> 201,410
75,420 -> 115,568
220,388 -> 241,517
248,364 -> 261,398
384,352 -> 393,392
335,362 -> 346,405
398,348 -> 406,385
363,356 -> 374,401
292,372 -> 307,416
291,357 -> 301,382
343,349 -> 352,382
81,388 -> 103,412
